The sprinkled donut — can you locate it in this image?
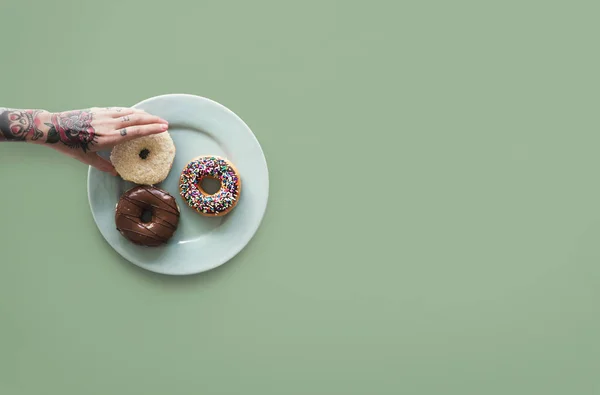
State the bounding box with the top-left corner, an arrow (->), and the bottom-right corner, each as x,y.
179,156 -> 241,216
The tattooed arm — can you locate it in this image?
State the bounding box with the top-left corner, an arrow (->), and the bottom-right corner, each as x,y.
0,108 -> 48,142
0,107 -> 168,174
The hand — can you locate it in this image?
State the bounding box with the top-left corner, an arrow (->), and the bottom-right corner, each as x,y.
42,107 -> 169,175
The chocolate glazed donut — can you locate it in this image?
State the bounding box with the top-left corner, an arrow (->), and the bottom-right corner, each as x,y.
115,185 -> 180,246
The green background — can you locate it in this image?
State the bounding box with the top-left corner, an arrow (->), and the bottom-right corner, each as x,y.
1,0 -> 599,394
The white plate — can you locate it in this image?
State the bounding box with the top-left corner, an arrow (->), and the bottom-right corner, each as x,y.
87,94 -> 269,275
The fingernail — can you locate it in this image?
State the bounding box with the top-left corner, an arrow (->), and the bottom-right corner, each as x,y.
161,124 -> 168,130
160,118 -> 169,124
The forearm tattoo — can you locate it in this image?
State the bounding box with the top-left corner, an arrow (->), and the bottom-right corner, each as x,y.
0,109 -> 44,141
0,108 -> 97,152
45,110 -> 97,152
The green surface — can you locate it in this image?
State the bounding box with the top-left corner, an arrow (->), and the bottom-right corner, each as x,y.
1,0 -> 600,394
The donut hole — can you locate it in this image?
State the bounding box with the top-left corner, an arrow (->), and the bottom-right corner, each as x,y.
199,176 -> 221,195
139,148 -> 150,160
140,209 -> 153,223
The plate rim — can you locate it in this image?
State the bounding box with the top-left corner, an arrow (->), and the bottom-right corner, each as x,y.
87,93 -> 269,275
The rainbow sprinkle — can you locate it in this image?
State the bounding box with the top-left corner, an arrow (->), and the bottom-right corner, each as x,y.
179,156 -> 240,215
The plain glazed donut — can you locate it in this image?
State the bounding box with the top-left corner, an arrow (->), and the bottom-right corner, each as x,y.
115,185 -> 180,246
110,132 -> 176,185
179,156 -> 241,216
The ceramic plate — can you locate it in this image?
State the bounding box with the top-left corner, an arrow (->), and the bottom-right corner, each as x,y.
87,94 -> 269,275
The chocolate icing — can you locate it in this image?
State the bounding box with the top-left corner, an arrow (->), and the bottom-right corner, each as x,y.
115,185 -> 180,247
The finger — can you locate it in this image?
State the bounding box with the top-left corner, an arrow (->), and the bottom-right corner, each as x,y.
96,106 -> 140,112
113,123 -> 169,143
117,113 -> 168,127
105,107 -> 147,118
81,153 -> 118,175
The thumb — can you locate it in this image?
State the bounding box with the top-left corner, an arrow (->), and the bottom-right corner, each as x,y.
82,152 -> 118,176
